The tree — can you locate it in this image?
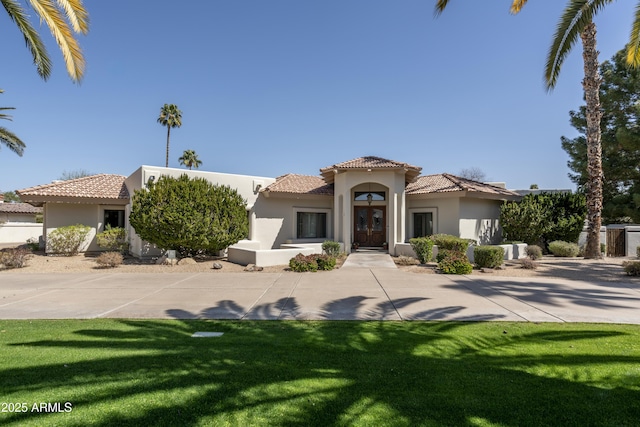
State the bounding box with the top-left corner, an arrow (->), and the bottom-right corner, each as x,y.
2,0 -> 89,82
59,169 -> 92,180
2,191 -> 21,203
500,192 -> 586,248
129,175 -> 248,256
436,0 -> 640,259
178,150 -> 202,170
157,104 -> 182,168
0,89 -> 26,157
458,167 -> 487,182
562,48 -> 640,223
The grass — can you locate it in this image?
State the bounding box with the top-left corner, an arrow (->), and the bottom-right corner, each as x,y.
1,320 -> 640,426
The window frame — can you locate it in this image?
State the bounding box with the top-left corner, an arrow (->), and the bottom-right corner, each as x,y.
294,207 -> 331,240
408,208 -> 437,239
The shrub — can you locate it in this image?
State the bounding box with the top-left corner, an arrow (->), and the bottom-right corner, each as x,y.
129,175 -> 248,257
26,237 -> 39,251
430,234 -> 469,252
316,254 -> 336,271
0,248 -> 30,269
623,261 -> 640,276
47,224 -> 91,256
394,255 -> 420,266
289,253 -> 318,272
96,226 -> 129,253
322,240 -> 341,257
526,245 -> 543,260
474,246 -> 505,269
436,248 -> 453,263
520,258 -> 538,270
548,241 -> 580,257
438,251 -> 473,275
409,237 -> 434,264
95,251 -> 124,268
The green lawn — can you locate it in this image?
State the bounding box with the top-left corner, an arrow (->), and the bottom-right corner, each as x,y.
1,320 -> 639,426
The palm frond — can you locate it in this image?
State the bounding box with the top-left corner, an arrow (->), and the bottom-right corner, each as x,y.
28,0 -> 86,82
2,0 -> 52,79
627,2 -> 640,67
0,126 -> 26,156
433,0 -> 449,16
545,0 -> 613,90
0,107 -> 16,121
510,0 -> 528,14
54,0 -> 89,34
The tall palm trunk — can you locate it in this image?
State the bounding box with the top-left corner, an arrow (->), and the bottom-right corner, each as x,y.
165,126 -> 171,168
581,22 -> 604,259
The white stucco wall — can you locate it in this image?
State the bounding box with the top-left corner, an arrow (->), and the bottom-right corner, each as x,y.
0,223 -> 42,244
0,212 -> 38,223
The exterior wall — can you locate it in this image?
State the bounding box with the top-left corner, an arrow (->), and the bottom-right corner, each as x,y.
0,223 -> 42,244
253,196 -> 333,249
0,212 -> 38,223
43,203 -> 126,253
458,198 -> 503,244
406,196 -> 460,239
626,226 -> 640,257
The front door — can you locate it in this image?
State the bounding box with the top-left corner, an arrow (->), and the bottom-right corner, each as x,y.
354,207 -> 386,247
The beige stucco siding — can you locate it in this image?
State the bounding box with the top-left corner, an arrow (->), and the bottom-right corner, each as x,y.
44,204 -> 97,253
458,198 -> 503,244
406,196 -> 460,240
254,195 -> 333,249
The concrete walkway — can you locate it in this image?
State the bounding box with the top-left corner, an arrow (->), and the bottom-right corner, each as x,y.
1,266 -> 640,323
340,251 -> 397,269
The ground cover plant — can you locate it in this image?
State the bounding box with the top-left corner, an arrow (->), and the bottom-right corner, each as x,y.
1,320 -> 639,426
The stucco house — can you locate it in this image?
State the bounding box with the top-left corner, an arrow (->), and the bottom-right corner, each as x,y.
0,194 -> 43,244
17,156 -> 521,265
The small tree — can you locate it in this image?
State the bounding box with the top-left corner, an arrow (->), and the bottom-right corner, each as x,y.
129,175 -> 248,256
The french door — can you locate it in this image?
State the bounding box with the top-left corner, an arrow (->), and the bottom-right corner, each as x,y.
354,207 -> 386,247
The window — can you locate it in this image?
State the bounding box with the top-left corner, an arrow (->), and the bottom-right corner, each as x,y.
297,212 -> 327,239
354,191 -> 385,201
413,212 -> 433,238
104,210 -> 125,229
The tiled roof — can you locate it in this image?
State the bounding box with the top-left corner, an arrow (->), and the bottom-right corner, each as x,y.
263,174 -> 334,195
17,174 -> 129,200
406,173 -> 520,196
0,202 -> 42,214
320,156 -> 422,172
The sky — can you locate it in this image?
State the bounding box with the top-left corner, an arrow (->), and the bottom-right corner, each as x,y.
0,1 -> 636,193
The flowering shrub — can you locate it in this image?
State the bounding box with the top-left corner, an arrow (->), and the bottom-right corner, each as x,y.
438,251 -> 473,275
47,224 -> 91,256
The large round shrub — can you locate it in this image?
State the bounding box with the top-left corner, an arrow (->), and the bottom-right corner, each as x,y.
548,241 -> 580,257
129,175 -> 248,256
474,246 -> 504,269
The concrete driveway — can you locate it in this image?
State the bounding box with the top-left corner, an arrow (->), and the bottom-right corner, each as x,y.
2,259 -> 640,323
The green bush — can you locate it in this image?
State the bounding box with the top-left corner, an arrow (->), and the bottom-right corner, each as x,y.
526,245 -> 543,260
95,251 -> 124,268
474,246 -> 504,269
623,261 -> 640,276
129,175 -> 248,257
47,224 -> 91,256
96,226 -> 129,253
438,251 -> 473,274
548,241 -> 580,257
409,237 -> 434,264
316,254 -> 336,271
430,234 -> 469,252
0,248 -> 30,269
322,240 -> 341,257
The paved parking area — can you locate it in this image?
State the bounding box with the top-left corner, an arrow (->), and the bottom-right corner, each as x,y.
2,265 -> 640,323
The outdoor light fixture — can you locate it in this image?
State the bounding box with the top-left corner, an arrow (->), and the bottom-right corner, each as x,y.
367,193 -> 373,205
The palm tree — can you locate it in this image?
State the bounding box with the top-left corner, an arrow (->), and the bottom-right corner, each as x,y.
178,150 -> 202,170
2,0 -> 89,82
436,0 -> 640,258
157,104 -> 183,168
0,89 -> 26,157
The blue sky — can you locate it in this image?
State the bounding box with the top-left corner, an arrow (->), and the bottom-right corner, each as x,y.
0,1 -> 636,193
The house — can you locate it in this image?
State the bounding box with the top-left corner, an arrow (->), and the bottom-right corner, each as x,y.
0,194 -> 43,244
17,156 -> 521,264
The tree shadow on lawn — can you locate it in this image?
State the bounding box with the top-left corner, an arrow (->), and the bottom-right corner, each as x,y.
2,318 -> 640,426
